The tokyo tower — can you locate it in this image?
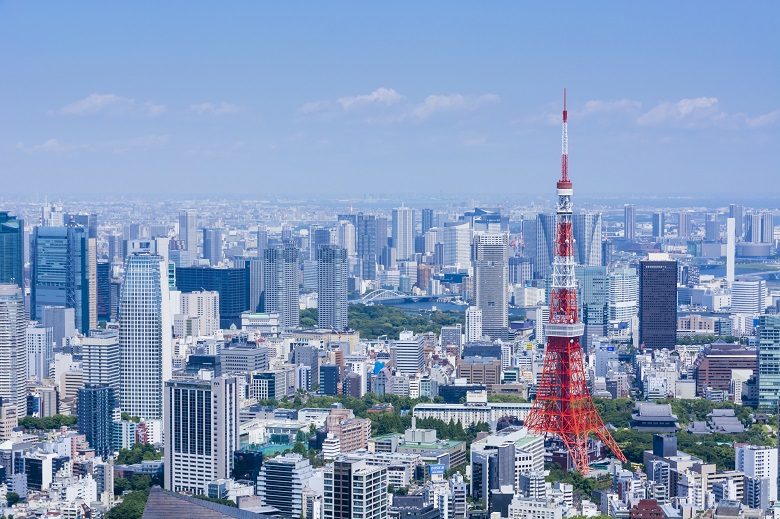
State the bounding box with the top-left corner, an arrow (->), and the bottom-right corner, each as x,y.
524,89 -> 627,474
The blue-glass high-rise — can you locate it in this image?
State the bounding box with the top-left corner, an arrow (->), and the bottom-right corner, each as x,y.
0,212 -> 24,288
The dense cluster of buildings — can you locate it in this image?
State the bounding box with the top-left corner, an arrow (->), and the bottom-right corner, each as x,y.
0,197 -> 777,517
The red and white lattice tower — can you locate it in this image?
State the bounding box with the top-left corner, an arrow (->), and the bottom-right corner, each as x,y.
524,89 -> 626,474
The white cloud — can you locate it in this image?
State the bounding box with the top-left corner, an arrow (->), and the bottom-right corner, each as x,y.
637,97 -> 722,126
409,93 -> 499,120
16,139 -> 76,153
102,134 -> 169,152
190,102 -> 246,115
336,87 -> 404,110
743,109 -> 780,128
580,99 -> 642,116
58,93 -> 166,117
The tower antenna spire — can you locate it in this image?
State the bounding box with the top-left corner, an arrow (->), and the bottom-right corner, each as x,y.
561,88 -> 569,183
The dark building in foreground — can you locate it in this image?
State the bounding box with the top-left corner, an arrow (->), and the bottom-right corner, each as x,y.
78,383 -> 115,459
176,266 -> 250,328
639,259 -> 677,350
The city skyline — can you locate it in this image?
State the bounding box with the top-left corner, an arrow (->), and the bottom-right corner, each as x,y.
2,3 -> 778,197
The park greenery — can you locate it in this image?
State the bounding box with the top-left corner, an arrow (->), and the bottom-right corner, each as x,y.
115,443 -> 163,465
300,304 -> 463,339
18,414 -> 77,431
675,335 -> 740,345
546,463 -> 612,501
193,495 -> 237,507
106,488 -> 149,519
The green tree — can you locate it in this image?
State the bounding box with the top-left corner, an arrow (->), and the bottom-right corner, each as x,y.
105,489 -> 149,519
293,441 -> 307,455
114,477 -> 132,496
193,495 -> 237,507
116,443 -> 162,465
6,492 -> 21,506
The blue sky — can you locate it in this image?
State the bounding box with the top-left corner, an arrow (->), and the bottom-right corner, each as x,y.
1,2 -> 778,198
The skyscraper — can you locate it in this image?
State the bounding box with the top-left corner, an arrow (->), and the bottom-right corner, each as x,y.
390,332 -> 424,375
443,223 -> 472,269
178,209 -> 197,260
639,257 -> 677,350
651,212 -> 665,240
0,212 -> 24,288
624,204 -> 636,242
263,241 -> 300,329
758,315 -> 780,410
318,244 -> 348,331
119,253 -> 172,425
96,261 -> 111,321
176,266 -> 250,328
26,323 -> 53,382
608,267 -> 639,339
356,213 -> 379,280
82,329 -> 120,397
573,213 -> 603,266
729,204 -> 744,238
678,211 -> 691,239
392,206 -> 414,260
164,376 -> 239,494
473,233 -> 508,340
575,266 -> 608,348
705,213 -> 719,242
0,285 -> 26,415
233,257 -> 263,313
465,306 -> 483,343
78,383 -> 115,459
731,277 -> 767,314
202,228 -> 223,266
31,225 -> 97,333
256,224 -> 269,256
323,456 -> 388,519
421,208 -> 435,234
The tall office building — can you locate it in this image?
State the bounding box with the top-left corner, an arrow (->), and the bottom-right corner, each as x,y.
639,258 -> 677,350
473,233 -> 508,339
651,212 -> 665,240
42,306 -> 76,349
318,245 -> 348,331
0,285 -> 26,415
324,456 -> 388,519
178,209 -> 197,259
421,208 -> 435,234
392,207 -> 415,261
78,383 -> 115,459
41,203 -> 65,227
705,213 -> 719,242
746,212 -> 775,244
758,315 -> 780,410
336,220 -> 356,258
729,204 -> 744,238
263,241 -> 300,329
575,266 -> 608,348
164,377 -> 239,495
119,253 -> 172,423
390,332 -> 424,375
82,329 -> 120,397
726,218 -> 736,288
678,211 -> 691,239
68,213 -> 98,239
312,227 -> 335,257
176,266 -> 250,328
202,228 -> 223,266
532,214 -> 557,279
465,306 -> 483,343
179,290 -> 220,336
573,213 -> 603,266
31,225 -> 97,333
608,267 -> 639,338
234,257 -> 263,313
96,261 -> 111,321
443,223 -> 472,269
0,212 -> 24,288
257,453 -> 313,518
731,277 -> 767,314
624,204 -> 636,242
256,224 -> 269,256
356,213 -> 380,280
26,324 -> 53,382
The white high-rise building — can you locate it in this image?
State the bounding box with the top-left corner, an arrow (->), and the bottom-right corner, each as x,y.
391,331 -> 424,375
26,323 -> 53,382
263,241 -> 300,329
735,445 -> 777,503
318,245 -> 348,332
731,278 -> 767,314
337,220 -> 356,257
474,232 -> 509,340
164,376 -> 239,495
443,223 -> 472,269
392,207 -> 415,261
179,290 -> 220,336
608,267 -> 639,338
726,218 -> 736,288
119,253 -> 172,425
82,329 -> 120,397
465,306 -> 483,343
0,285 -> 27,415
178,209 -> 197,260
